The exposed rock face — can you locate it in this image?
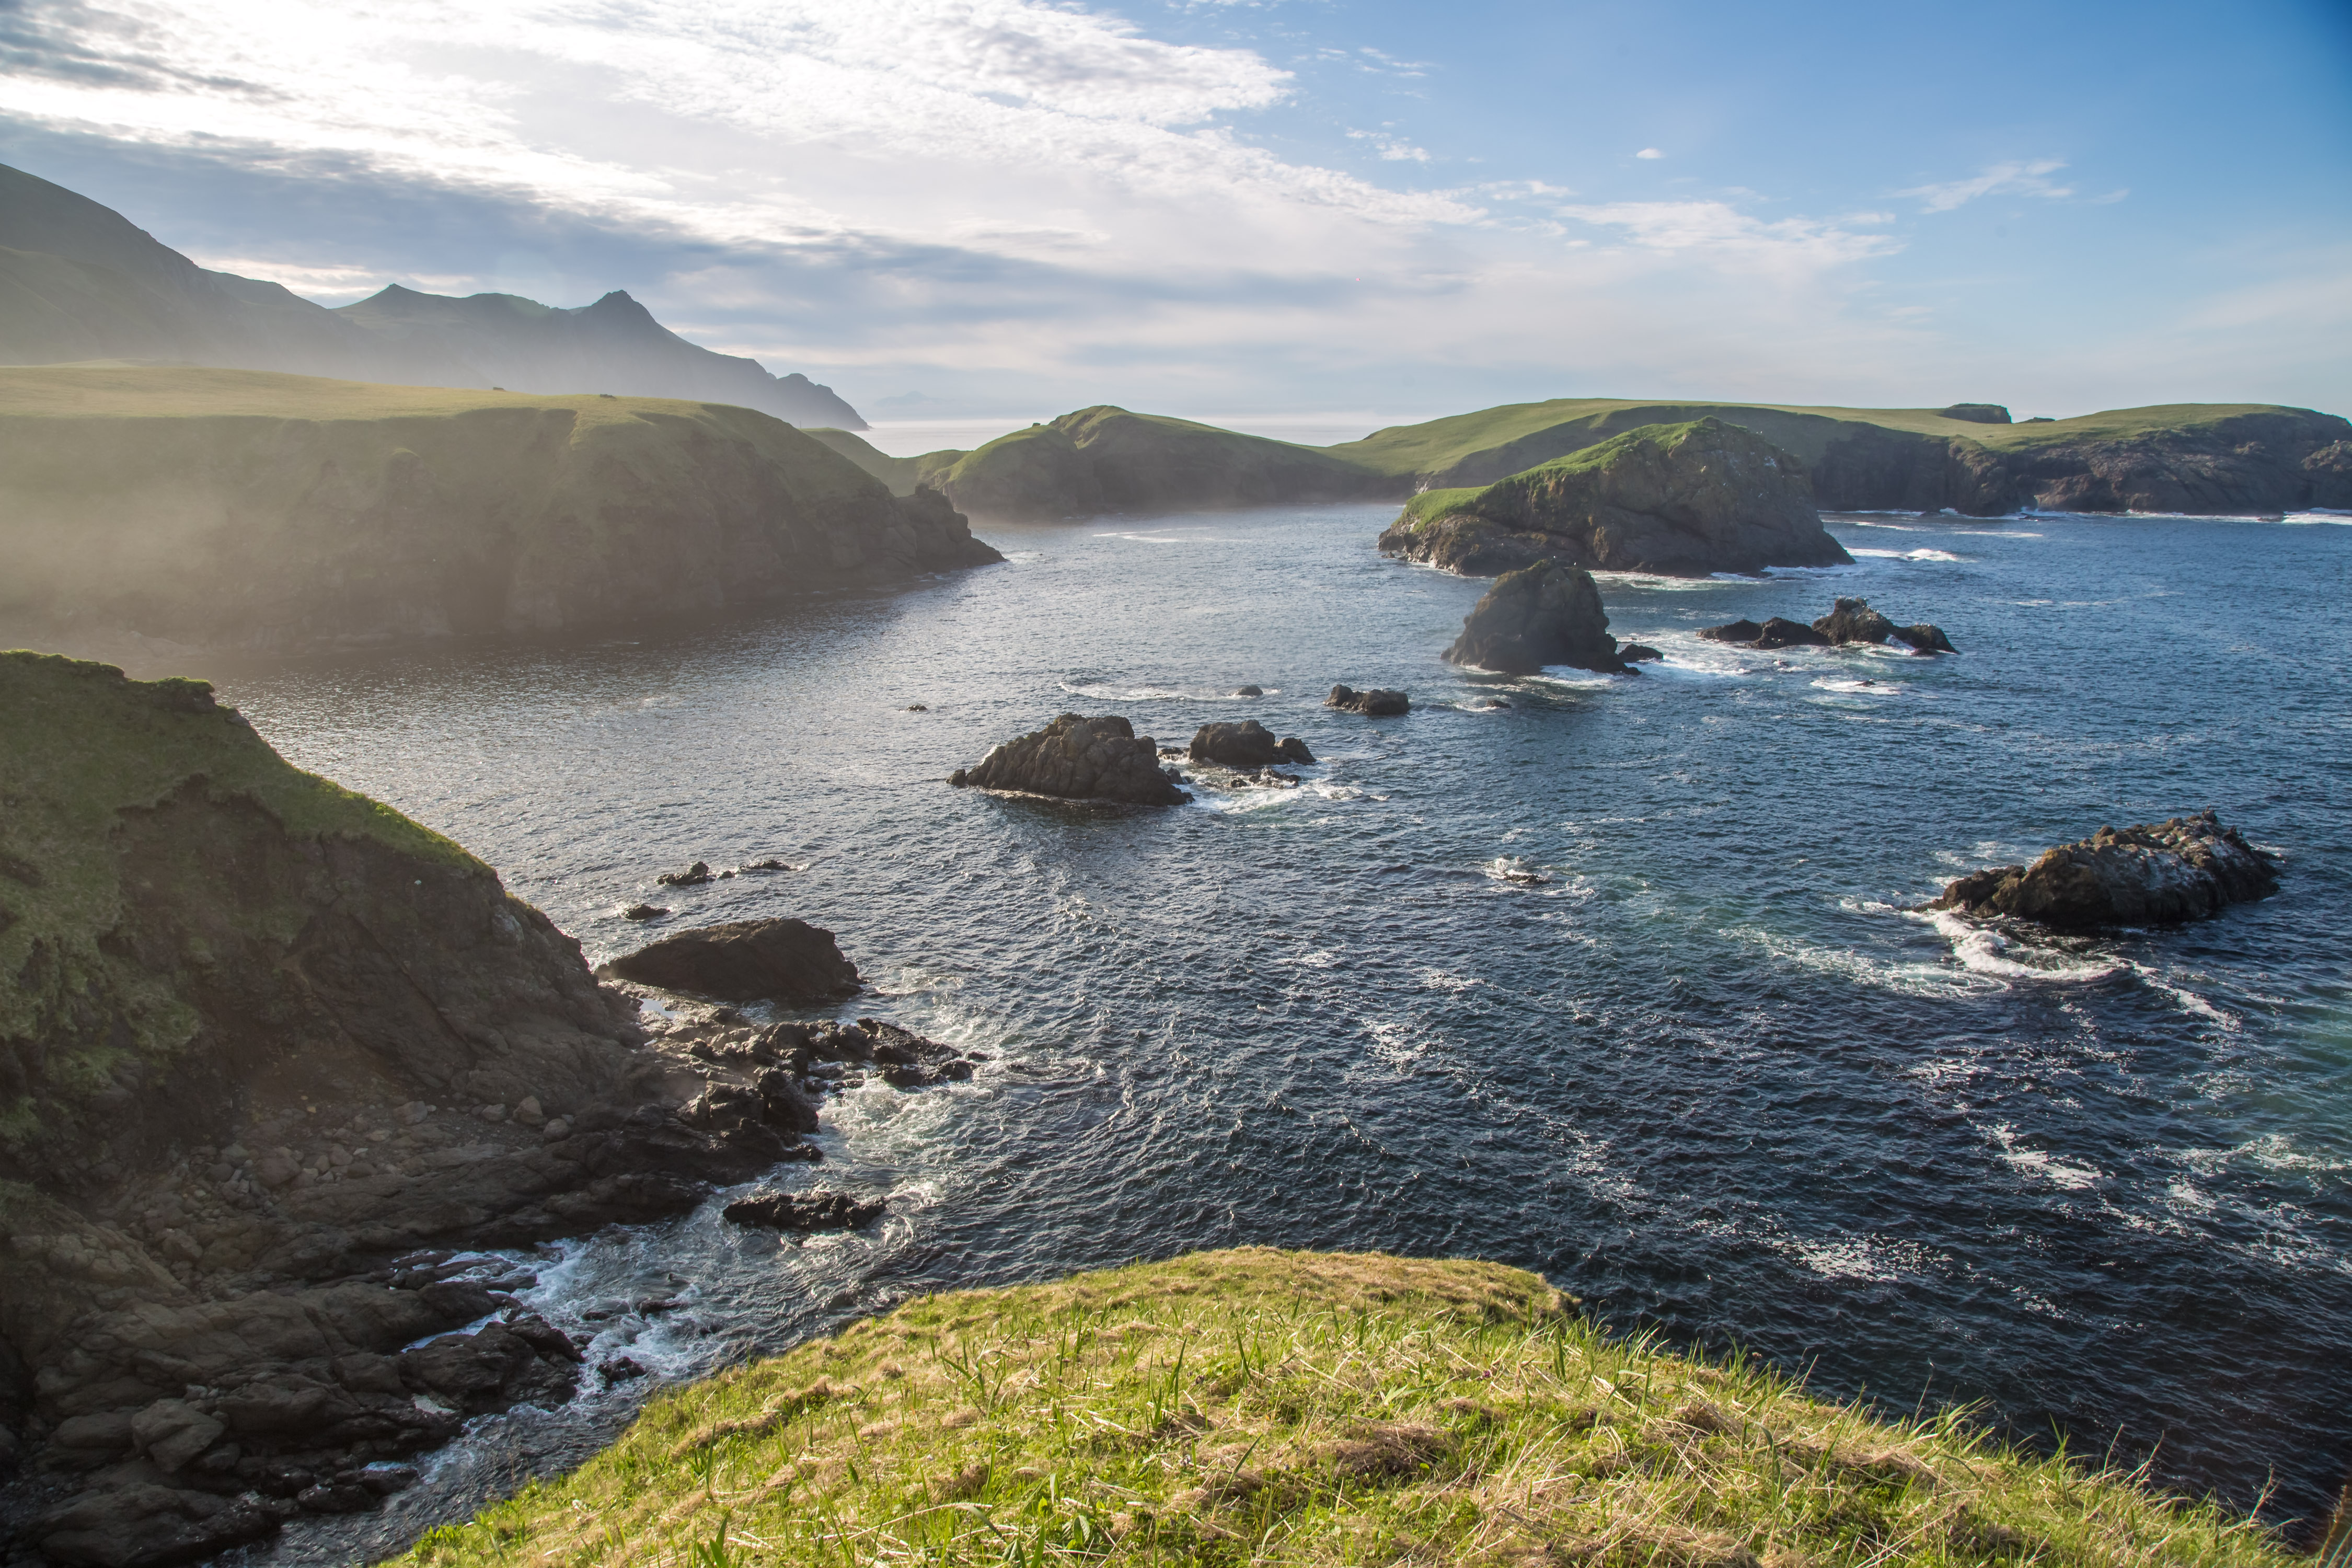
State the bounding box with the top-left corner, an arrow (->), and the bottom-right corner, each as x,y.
722,1190 -> 886,1232
1442,559 -> 1627,676
1379,419 -> 1853,578
0,653 -> 918,1564
0,367 -> 1001,658
596,919 -> 862,1003
949,714 -> 1189,804
1326,686 -> 1410,716
1931,811 -> 2280,929
1189,720 -> 1313,768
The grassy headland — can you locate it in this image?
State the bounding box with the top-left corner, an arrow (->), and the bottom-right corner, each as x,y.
390,1249 -> 2291,1568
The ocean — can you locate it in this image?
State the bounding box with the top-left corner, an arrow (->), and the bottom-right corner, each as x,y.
202,503 -> 2350,1561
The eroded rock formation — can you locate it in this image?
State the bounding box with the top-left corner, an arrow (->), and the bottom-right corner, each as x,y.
1189,720 -> 1313,768
949,714 -> 1188,804
1442,559 -> 1628,676
1931,810 -> 2279,928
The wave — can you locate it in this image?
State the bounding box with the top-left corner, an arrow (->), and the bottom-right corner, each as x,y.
1988,1123 -> 2103,1190
1848,547 -> 1966,562
1917,909 -> 2122,982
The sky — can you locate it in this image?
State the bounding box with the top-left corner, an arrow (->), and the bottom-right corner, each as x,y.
4,0 -> 2349,431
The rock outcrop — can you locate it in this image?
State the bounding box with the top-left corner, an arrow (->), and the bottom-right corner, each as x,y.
722,1190 -> 887,1232
0,367 -> 1001,658
1931,811 -> 2280,928
1442,559 -> 1628,675
949,714 -> 1188,804
1189,720 -> 1313,768
596,918 -> 862,1002
0,653 -> 953,1565
1378,418 -> 1853,577
1325,686 -> 1410,716
1700,599 -> 1955,654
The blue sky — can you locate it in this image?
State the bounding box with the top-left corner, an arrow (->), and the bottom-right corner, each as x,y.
3,0 -> 2347,428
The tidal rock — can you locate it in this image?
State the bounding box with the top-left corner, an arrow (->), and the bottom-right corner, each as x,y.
657,861 -> 713,886
1327,685 -> 1410,716
723,1190 -> 887,1231
1893,622 -> 1957,654
1190,719 -> 1315,768
1442,558 -> 1625,676
1931,810 -> 2279,929
1617,643 -> 1664,662
1380,417 -> 1851,577
1750,617 -> 1831,650
1698,619 -> 1762,643
598,917 -> 860,1002
949,713 -> 1189,804
1232,684 -> 1263,697
622,902 -> 668,920
1812,596 -> 1897,644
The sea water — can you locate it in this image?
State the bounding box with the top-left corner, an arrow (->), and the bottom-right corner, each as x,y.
202,505 -> 2350,1559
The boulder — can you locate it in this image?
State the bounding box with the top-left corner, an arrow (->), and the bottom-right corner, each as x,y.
1232,684 -> 1263,697
1698,619 -> 1762,643
723,1190 -> 887,1231
39,1483 -> 275,1567
1750,617 -> 1831,650
1893,623 -> 1957,654
597,917 -> 861,1002
1379,418 -> 1852,577
1442,558 -> 1625,676
621,902 -> 668,920
1617,643 -> 1664,662
1931,810 -> 2279,929
1327,685 -> 1410,716
1190,720 -> 1315,768
948,713 -> 1189,804
656,861 -> 713,886
1812,596 -> 1897,644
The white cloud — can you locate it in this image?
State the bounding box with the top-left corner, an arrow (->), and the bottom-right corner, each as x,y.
1634,147 -> 1664,159
1555,201 -> 1901,272
1348,129 -> 1431,163
1898,159 -> 2076,213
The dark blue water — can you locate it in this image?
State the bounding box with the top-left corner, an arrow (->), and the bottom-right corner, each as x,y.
204,506 -> 2351,1555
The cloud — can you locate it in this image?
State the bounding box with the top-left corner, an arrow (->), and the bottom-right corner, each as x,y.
1554,200 -> 1901,273
1348,128 -> 1431,163
1898,158 -> 2075,213
1634,147 -> 1663,159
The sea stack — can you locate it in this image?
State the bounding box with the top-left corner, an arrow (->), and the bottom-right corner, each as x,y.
949,713 -> 1189,803
1931,810 -> 2279,928
1443,559 -> 1627,675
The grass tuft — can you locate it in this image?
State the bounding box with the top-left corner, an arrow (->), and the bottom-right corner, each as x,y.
384,1248 -> 2293,1568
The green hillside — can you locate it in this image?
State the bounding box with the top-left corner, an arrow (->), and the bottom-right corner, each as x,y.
804,425 -> 966,496
389,1248 -> 2296,1568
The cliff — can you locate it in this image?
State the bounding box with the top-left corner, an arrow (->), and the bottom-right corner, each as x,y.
0,654 -> 856,1565
0,366 -> 999,653
385,1249 -> 2299,1568
1379,418 -> 1853,576
1334,397 -> 2352,516
0,164 -> 865,428
930,406 -> 1388,520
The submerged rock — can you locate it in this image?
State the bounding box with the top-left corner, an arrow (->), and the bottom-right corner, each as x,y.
598,917 -> 862,1002
723,1190 -> 888,1232
1232,684 -> 1264,697
1442,558 -> 1625,676
1190,719 -> 1314,768
657,860 -> 713,886
949,713 -> 1189,804
1327,685 -> 1410,716
1379,418 -> 1852,578
622,902 -> 668,920
1931,810 -> 2279,929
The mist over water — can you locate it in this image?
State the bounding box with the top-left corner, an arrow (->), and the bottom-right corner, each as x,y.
203,505 -> 2351,1560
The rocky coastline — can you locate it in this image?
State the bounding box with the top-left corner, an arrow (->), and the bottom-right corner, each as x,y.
0,654 -> 973,1566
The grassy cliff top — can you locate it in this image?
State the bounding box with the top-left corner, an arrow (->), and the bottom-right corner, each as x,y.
393,1248 -> 2290,1568
1333,398 -> 2318,482
0,362 -> 734,430
1396,418 -> 1721,528
0,652 -> 480,1084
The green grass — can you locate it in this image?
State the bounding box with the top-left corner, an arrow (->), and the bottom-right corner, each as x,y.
1329,399 -> 2314,489
0,362 -> 714,427
804,428 -> 969,497
387,1248 -> 2293,1568
0,651 -> 482,1144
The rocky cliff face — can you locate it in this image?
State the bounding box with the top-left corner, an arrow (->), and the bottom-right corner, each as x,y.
936,406 -> 1389,521
0,654 -> 854,1565
1379,418 -> 1853,577
0,367 -> 999,654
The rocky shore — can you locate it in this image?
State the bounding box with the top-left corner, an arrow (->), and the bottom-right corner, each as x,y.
0,653 -> 971,1566
1931,810 -> 2279,928
1378,418 -> 1853,578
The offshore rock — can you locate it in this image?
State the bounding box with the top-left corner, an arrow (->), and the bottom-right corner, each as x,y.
597,918 -> 862,1002
1379,418 -> 1852,577
1894,622 -> 1957,654
1812,597 -> 1898,644
949,713 -> 1189,804
1618,643 -> 1664,662
723,1190 -> 888,1232
1327,685 -> 1410,716
1442,558 -> 1627,676
1698,619 -> 1762,643
1931,810 -> 2279,929
1189,720 -> 1314,768
1750,617 -> 1831,650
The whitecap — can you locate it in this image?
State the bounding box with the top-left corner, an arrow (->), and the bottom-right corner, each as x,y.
1813,678 -> 1902,695
1987,1124 -> 2102,1190
1848,547 -> 1966,562
2281,510 -> 2352,525
1915,909 -> 2121,983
